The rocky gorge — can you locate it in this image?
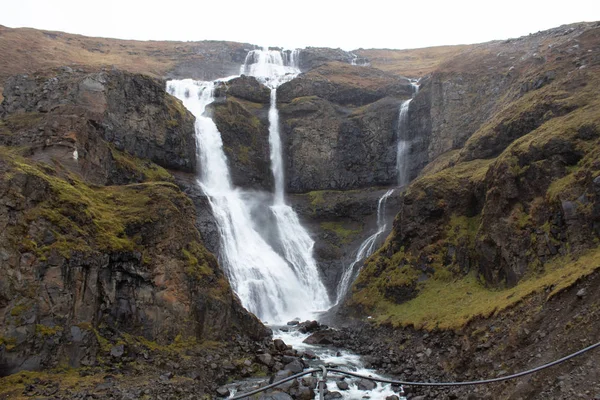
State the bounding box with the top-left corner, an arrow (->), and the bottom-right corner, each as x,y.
0,20 -> 599,399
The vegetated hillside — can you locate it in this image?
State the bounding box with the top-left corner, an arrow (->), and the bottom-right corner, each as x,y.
346,21 -> 600,329
0,68 -> 269,397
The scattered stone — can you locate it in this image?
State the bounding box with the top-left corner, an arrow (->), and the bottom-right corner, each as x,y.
357,378 -> 376,391
576,288 -> 586,298
303,350 -> 318,359
216,386 -> 230,397
325,391 -> 343,399
110,344 -> 124,358
284,359 -> 304,374
386,396 -> 400,400
287,320 -> 300,326
336,380 -> 349,390
274,339 -> 288,352
303,331 -> 333,345
257,353 -> 274,367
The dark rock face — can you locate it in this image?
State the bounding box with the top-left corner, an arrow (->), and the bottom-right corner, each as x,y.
1,68 -> 197,174
0,68 -> 269,377
297,48 -> 355,71
208,78 -> 273,191
165,44 -> 253,81
280,96 -> 404,193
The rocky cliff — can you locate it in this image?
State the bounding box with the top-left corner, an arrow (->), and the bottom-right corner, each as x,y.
0,69 -> 268,382
345,22 -> 600,330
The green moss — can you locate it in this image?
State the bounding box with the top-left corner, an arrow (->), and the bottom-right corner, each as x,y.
357,245 -> 600,331
35,324 -> 63,337
0,336 -> 17,351
110,146 -> 173,182
10,303 -> 31,317
320,221 -> 362,244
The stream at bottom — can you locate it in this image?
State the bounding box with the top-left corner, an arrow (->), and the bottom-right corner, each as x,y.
226,325 -> 406,400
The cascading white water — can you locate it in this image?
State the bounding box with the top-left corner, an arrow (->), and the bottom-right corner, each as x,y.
335,189 -> 394,304
395,99 -> 412,187
167,78 -> 327,323
241,47 -> 331,312
337,79 -> 420,303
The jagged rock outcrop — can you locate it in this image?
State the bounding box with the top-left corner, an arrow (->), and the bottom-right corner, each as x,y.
0,69 -> 269,377
278,62 -> 412,106
1,68 -> 197,177
345,22 -> 600,322
209,77 -> 272,191
297,48 -> 355,71
280,96 -> 404,192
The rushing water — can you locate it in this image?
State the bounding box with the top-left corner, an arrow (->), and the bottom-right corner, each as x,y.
167,76 -> 327,323
335,189 -> 395,304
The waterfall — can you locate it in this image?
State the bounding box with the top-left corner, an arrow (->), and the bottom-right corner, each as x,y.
242,46 -> 331,314
167,74 -> 327,323
395,99 -> 412,187
336,79 -> 420,303
335,189 -> 394,304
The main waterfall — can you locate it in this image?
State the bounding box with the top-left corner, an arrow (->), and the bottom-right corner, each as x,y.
167,48 -> 329,324
242,47 -> 330,314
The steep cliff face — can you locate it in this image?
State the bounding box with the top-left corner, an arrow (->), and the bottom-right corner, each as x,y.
0,70 -> 268,377
345,23 -> 600,328
1,68 -> 197,179
276,63 -> 412,193
209,76 -> 273,191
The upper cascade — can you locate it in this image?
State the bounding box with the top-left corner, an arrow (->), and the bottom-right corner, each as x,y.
240,47 -> 301,88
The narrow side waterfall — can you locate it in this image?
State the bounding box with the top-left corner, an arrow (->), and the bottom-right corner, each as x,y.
242,47 -> 331,313
395,99 -> 412,187
337,80 -> 420,303
335,189 -> 394,304
167,77 -> 327,323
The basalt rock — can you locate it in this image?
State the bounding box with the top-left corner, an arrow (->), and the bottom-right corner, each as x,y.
2,68 -> 197,175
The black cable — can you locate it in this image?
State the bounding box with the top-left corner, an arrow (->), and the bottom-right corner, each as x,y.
227,340 -> 600,398
329,340 -> 600,386
229,368 -> 320,399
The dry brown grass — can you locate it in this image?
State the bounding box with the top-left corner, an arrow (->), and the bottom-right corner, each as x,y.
0,25 -> 247,86
355,45 -> 470,77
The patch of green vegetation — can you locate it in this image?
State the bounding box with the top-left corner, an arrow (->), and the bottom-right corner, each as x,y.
0,368 -> 105,399
0,336 -> 17,351
9,303 -> 32,317
237,145 -> 251,165
306,190 -> 325,212
35,324 -> 63,337
358,246 -> 600,331
110,145 -> 173,182
320,221 -> 362,244
2,147 -> 189,259
0,120 -> 11,135
446,214 -> 481,248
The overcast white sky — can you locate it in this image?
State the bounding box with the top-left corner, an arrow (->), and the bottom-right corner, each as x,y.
2,0 -> 600,50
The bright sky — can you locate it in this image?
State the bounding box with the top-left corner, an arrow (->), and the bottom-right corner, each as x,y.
2,0 -> 600,50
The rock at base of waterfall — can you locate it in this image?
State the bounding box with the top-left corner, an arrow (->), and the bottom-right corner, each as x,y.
336,380 -> 349,390
258,392 -> 293,400
303,331 -> 334,345
324,391 -> 343,399
257,353 -> 274,367
216,386 -> 230,397
386,395 -> 400,400
274,338 -> 288,352
298,320 -> 320,333
284,359 -> 304,374
357,378 -> 377,390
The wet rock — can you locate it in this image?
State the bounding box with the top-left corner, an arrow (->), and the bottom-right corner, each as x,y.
324,391 -> 343,399
284,359 -> 304,374
258,393 -> 293,400
303,331 -> 334,345
336,380 -> 349,390
216,386 -> 230,397
257,353 -> 275,367
299,320 -> 320,334
357,378 -> 376,390
386,396 -> 400,400
274,339 -> 288,352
